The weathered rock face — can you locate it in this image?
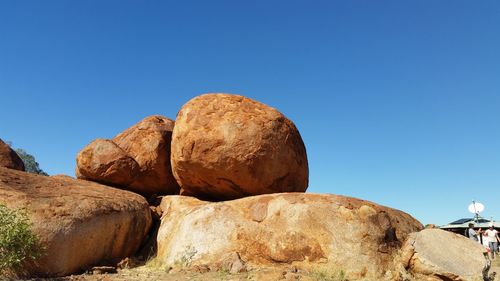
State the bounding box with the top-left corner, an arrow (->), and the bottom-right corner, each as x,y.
0,138 -> 25,171
156,193 -> 423,280
393,229 -> 486,281
0,167 -> 152,277
113,115 -> 180,196
171,93 -> 309,200
76,138 -> 140,186
76,115 -> 179,197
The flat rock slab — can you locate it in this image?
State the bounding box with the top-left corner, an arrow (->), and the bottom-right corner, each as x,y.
0,167 -> 152,277
395,229 -> 486,281
156,193 -> 423,280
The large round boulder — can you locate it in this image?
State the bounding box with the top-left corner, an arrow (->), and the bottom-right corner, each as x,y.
171,93 -> 308,200
156,193 -> 423,280
113,115 -> 180,196
0,138 -> 25,171
76,138 -> 139,186
0,167 -> 152,278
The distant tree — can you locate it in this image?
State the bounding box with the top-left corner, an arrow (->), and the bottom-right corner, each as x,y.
14,149 -> 48,176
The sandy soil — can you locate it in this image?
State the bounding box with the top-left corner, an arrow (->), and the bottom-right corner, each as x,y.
27,267 -> 319,281
22,255 -> 500,281
20,260 -> 356,281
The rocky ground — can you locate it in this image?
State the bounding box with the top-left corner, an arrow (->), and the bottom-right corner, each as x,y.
29,266 -> 347,281
491,257 -> 500,279
25,257 -> 500,281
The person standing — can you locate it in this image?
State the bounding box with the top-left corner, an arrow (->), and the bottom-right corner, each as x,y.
467,223 -> 479,242
484,224 -> 500,259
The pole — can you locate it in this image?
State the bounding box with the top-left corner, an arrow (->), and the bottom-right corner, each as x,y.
473,200 -> 478,222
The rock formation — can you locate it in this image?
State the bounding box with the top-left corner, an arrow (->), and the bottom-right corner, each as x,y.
0,138 -> 25,171
171,93 -> 308,200
76,115 -> 179,197
0,167 -> 152,277
76,138 -> 140,186
113,115 -> 179,195
6,94 -> 480,280
393,229 -> 486,281
156,193 -> 423,280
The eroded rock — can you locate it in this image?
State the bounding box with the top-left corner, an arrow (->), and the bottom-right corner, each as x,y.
0,167 -> 152,277
76,115 -> 179,197
76,138 -> 139,186
113,115 -> 180,196
0,138 -> 25,171
171,93 -> 308,200
156,193 -> 422,280
393,229 -> 486,281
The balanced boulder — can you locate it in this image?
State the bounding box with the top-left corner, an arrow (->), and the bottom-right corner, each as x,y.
0,138 -> 25,171
0,167 -> 152,277
393,229 -> 486,281
171,93 -> 308,200
76,115 -> 179,197
156,193 -> 423,280
76,138 -> 139,186
113,115 -> 180,196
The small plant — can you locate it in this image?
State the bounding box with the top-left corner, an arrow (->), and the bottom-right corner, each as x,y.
144,256 -> 172,273
0,204 -> 43,275
14,148 -> 48,176
175,246 -> 197,267
311,267 -> 348,281
218,267 -> 230,276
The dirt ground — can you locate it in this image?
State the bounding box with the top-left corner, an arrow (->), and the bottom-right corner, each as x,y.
27,267 -> 335,281
21,255 -> 500,281
492,257 -> 500,278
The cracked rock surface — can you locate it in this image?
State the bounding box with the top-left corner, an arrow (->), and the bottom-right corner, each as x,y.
394,229 -> 486,281
156,193 -> 422,280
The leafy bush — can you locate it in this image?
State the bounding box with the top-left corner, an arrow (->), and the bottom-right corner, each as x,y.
0,204 -> 43,275
4,141 -> 48,176
14,149 -> 48,176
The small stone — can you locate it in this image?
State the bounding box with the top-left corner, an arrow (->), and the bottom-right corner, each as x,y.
90,266 -> 117,274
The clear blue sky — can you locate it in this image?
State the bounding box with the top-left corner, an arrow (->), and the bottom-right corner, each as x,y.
1,1 -> 499,226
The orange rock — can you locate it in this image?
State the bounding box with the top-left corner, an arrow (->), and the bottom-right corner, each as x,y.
113,115 -> 180,196
76,138 -> 139,186
156,193 -> 423,280
0,138 -> 25,171
0,167 -> 152,277
171,93 -> 308,200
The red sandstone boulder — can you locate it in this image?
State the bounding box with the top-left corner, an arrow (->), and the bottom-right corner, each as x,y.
113,115 -> 180,196
0,138 -> 25,171
0,167 -> 152,277
171,93 -> 309,200
76,138 -> 139,186
76,116 -> 179,197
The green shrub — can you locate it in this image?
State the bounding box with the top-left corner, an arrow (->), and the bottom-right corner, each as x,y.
14,149 -> 48,176
311,267 -> 348,281
0,204 -> 43,275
